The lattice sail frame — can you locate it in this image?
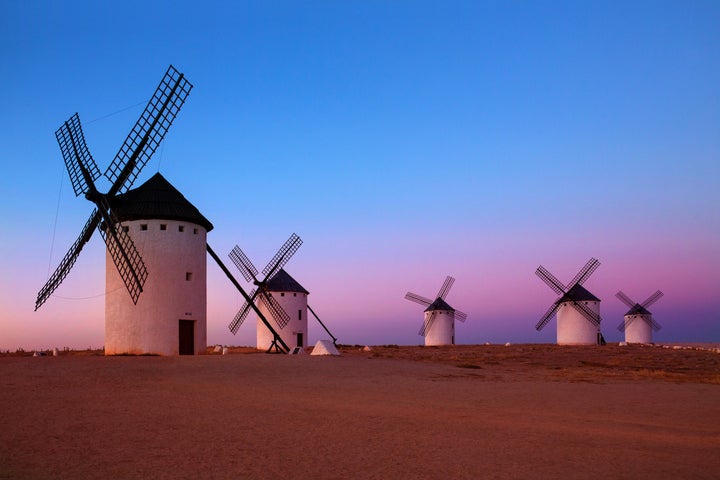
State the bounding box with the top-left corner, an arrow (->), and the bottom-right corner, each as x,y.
105,65 -> 193,195
56,113 -> 101,197
35,65 -> 192,310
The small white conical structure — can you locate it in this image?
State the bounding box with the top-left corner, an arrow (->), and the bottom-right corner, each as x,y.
256,269 -> 309,351
105,173 -> 213,356
311,339 -> 340,356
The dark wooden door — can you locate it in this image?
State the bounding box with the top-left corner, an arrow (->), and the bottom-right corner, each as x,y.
179,320 -> 195,355
296,332 -> 303,347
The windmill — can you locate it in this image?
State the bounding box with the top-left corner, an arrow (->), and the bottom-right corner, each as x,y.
404,276 -> 467,346
36,66 -> 199,355
535,258 -> 605,345
224,233 -> 337,352
616,290 -> 663,344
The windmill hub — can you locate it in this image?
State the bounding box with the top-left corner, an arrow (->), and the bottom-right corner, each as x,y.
84,189 -> 105,204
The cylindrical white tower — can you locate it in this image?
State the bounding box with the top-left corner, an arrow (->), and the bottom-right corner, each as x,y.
104,173 -> 213,355
623,314 -> 654,344
424,310 -> 455,346
556,285 -> 602,345
256,269 -> 309,351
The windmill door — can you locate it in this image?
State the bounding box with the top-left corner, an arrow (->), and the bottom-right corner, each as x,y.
179,320 -> 195,355
296,333 -> 303,348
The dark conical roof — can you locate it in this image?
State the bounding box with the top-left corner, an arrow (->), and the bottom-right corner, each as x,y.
425,297 -> 455,313
625,304 -> 652,316
266,269 -> 308,294
560,283 -> 600,303
111,173 -> 213,231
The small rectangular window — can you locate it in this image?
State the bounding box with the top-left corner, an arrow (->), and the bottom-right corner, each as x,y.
179,226 -> 184,232
185,272 -> 192,281
193,228 -> 198,234
298,309 -> 302,321
140,224 -> 148,231
293,293 -> 297,297
122,226 -> 129,233
280,292 -> 285,297
160,224 -> 167,231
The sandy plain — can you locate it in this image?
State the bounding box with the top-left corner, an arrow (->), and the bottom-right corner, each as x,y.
1,344 -> 719,479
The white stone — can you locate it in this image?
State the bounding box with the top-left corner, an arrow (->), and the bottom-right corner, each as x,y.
505,342 -> 511,346
213,345 -> 222,353
222,347 -> 229,355
619,341 -> 627,347
363,346 -> 373,351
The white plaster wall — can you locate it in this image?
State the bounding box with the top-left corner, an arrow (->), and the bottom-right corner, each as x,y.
624,315 -> 653,343
556,301 -> 601,345
256,291 -> 308,351
105,219 -> 208,355
424,310 -> 455,346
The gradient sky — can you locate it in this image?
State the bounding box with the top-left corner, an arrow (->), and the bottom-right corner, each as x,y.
1,1 -> 718,350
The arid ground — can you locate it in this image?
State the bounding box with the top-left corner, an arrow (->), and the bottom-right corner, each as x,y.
1,344 -> 719,479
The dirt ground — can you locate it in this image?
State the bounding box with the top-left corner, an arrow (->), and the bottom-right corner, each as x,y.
1,344 -> 719,479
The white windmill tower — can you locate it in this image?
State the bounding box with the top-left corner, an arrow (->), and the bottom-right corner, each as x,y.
404,276 -> 468,346
106,173 -> 213,355
256,269 -> 309,351
535,258 -> 605,345
35,66 -> 200,355
616,290 -> 663,344
222,233 -> 337,353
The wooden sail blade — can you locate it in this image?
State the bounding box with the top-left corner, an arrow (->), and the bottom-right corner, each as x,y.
261,233 -> 302,279
229,245 -> 259,283
35,209 -> 101,310
105,65 -> 193,196
55,113 -> 101,197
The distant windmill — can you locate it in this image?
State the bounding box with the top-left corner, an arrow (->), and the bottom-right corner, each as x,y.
226,233 -> 336,352
535,258 -> 604,345
616,290 -> 663,344
36,66 -> 200,356
404,276 -> 467,346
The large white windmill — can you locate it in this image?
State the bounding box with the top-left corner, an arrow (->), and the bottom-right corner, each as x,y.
616,290 -> 663,344
535,258 -> 605,345
35,66 -> 202,355
404,276 -> 468,346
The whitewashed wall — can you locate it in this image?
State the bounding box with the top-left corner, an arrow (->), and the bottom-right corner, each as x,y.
105,219 -> 207,355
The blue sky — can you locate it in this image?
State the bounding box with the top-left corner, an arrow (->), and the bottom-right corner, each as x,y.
1,1 -> 718,349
